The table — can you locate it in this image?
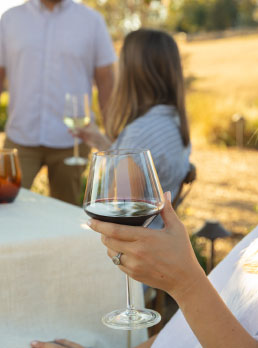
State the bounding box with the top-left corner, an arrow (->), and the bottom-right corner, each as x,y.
0,189 -> 147,348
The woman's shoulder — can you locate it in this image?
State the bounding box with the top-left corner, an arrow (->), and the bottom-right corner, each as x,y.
130,104 -> 180,129
143,104 -> 178,119
115,104 -> 183,149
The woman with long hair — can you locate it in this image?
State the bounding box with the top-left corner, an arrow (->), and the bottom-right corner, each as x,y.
76,28 -> 191,216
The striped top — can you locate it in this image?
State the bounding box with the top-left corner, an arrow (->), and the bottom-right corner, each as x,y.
111,104 -> 191,227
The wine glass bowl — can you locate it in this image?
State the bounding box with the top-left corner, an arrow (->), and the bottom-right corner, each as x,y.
84,149 -> 164,330
0,148 -> 21,203
63,93 -> 91,166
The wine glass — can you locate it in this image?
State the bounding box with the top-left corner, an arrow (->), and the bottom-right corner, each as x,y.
0,148 -> 21,203
83,149 -> 165,330
63,93 -> 91,166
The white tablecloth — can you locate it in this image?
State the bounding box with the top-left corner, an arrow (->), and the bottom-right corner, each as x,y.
0,189 -> 147,348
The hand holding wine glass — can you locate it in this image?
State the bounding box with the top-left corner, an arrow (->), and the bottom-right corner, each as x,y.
83,149 -> 165,330
63,93 -> 91,166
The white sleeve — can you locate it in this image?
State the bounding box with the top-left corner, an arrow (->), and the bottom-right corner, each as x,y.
0,16 -> 6,67
94,14 -> 116,67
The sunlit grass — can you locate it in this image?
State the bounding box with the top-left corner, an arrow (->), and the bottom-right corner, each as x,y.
179,34 -> 258,147
187,91 -> 258,147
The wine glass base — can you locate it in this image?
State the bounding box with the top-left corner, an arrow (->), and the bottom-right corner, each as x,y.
64,157 -> 88,166
102,308 -> 161,330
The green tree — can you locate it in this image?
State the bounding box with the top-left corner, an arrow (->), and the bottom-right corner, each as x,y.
206,0 -> 238,31
83,0 -> 166,39
168,0 -> 208,33
165,0 -> 258,33
237,0 -> 257,26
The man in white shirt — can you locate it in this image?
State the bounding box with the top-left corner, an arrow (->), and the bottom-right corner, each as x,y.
0,0 -> 116,205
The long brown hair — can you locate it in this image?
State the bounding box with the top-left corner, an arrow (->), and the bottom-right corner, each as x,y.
106,28 -> 190,146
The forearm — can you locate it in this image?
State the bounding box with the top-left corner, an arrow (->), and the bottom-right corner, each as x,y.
97,83 -> 113,126
94,64 -> 114,126
171,271 -> 258,348
0,67 -> 5,94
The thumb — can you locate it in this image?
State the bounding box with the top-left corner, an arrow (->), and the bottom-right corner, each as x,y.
161,191 -> 181,229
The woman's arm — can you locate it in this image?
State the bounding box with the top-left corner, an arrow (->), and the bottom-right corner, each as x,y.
172,266 -> 257,348
88,192 -> 258,348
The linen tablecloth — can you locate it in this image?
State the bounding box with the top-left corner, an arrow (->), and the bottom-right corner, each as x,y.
0,189 -> 148,348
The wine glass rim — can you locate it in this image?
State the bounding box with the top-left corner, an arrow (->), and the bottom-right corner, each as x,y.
92,148 -> 150,157
0,148 -> 18,155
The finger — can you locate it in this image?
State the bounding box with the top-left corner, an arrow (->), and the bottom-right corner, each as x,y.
31,342 -> 60,348
55,339 -> 84,348
107,248 -> 128,265
88,219 -> 146,241
107,249 -> 140,278
101,234 -> 134,254
160,191 -> 182,229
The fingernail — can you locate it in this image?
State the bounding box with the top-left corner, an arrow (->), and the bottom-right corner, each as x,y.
31,342 -> 39,347
86,218 -> 92,226
165,191 -> 171,202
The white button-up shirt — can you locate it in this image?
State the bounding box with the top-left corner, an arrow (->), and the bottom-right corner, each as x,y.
0,0 -> 116,147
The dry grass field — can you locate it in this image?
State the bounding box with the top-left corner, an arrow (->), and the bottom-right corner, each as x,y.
178,33 -> 258,145
180,34 -> 258,97
176,33 -> 258,264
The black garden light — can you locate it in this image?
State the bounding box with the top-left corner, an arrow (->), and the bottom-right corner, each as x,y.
195,221 -> 231,273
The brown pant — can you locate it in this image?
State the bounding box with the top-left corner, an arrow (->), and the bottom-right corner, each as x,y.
4,137 -> 90,206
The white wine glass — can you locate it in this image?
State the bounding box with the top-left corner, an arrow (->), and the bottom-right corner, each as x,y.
83,149 -> 165,330
63,93 -> 91,166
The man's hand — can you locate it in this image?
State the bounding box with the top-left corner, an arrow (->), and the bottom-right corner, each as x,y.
73,122 -> 111,150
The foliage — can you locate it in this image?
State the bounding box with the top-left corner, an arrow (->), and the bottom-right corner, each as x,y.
238,0 -> 258,26
190,234 -> 207,272
92,86 -> 103,128
82,0 -> 166,38
0,91 -> 8,132
166,0 -> 258,33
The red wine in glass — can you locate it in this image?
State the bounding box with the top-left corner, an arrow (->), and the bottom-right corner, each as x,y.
85,199 -> 162,226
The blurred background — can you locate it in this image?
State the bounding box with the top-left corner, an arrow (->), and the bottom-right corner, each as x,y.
0,0 -> 257,270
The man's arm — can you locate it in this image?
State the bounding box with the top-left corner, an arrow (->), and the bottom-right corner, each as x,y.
0,67 -> 6,94
94,64 -> 114,126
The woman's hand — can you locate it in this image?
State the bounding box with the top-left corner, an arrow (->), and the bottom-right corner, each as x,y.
72,122 -> 112,150
87,192 -> 205,301
30,339 -> 84,348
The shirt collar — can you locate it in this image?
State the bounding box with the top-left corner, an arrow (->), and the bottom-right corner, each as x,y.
30,0 -> 72,12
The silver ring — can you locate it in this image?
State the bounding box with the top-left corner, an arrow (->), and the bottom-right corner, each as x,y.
112,252 -> 123,265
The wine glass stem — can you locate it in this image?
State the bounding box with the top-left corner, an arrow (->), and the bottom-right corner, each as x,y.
126,275 -> 139,319
74,137 -> 79,159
